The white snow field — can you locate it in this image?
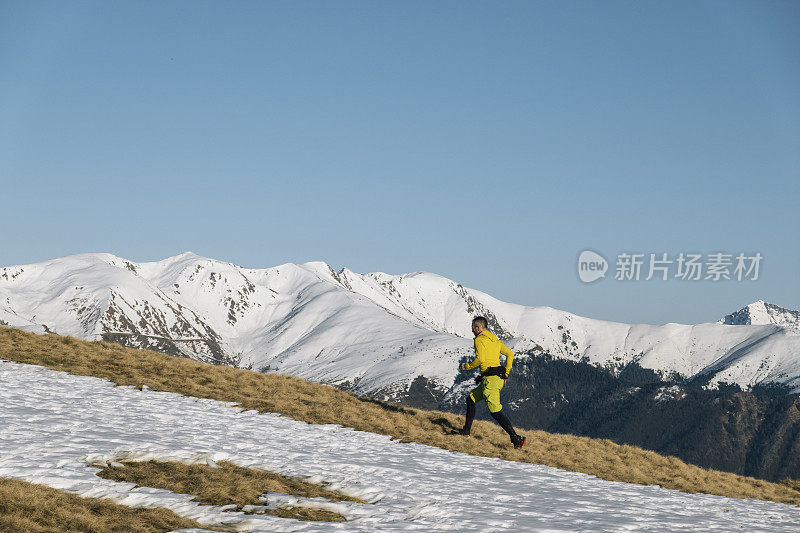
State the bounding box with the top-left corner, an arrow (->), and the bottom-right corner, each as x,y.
1,360 -> 798,532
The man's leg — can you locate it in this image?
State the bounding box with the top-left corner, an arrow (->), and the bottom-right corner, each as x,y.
453,387 -> 482,436
489,410 -> 525,448
489,409 -> 518,439
463,395 -> 476,433
485,377 -> 525,448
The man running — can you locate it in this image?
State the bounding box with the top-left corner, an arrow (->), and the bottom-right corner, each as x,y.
452,316 -> 525,449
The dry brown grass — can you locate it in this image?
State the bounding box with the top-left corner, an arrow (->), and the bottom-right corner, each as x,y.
93,460 -> 363,522
0,476 -> 221,532
2,325 -> 800,508
780,478 -> 800,492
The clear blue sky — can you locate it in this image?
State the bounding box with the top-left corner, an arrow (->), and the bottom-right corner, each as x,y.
1,1 -> 798,325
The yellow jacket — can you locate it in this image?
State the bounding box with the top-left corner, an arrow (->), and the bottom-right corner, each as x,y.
464,330 -> 514,374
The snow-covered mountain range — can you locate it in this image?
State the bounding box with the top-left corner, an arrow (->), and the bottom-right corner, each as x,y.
2,252 -> 799,395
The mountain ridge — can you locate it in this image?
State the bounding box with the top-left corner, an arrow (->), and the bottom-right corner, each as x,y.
1,252 -> 798,396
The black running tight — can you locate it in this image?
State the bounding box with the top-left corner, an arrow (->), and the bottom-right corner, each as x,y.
490,409 -> 518,439
464,396 -> 476,432
462,396 -> 518,439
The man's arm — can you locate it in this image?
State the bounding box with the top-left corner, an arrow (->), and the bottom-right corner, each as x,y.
500,342 -> 514,373
460,337 -> 485,371
459,358 -> 478,371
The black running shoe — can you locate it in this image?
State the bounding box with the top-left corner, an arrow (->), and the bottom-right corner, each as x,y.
512,435 -> 526,449
450,428 -> 471,437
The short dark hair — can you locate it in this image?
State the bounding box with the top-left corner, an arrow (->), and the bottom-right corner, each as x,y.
472,316 -> 488,329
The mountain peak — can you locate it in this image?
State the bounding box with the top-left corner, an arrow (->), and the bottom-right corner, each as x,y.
719,301 -> 800,331
163,251 -> 203,262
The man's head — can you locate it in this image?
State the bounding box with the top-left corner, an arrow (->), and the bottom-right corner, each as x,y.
471,316 -> 488,337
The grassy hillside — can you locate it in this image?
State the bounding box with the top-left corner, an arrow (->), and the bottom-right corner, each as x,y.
434,353 -> 800,482
0,476 -> 222,532
2,325 -> 800,510
94,460 -> 361,522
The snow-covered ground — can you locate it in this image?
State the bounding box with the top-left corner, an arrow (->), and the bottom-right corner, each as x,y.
1,360 -> 798,532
